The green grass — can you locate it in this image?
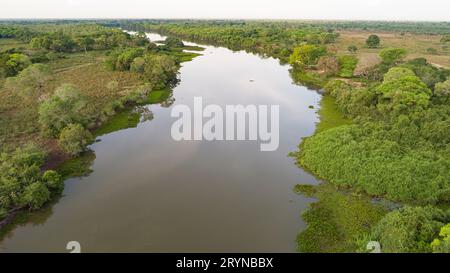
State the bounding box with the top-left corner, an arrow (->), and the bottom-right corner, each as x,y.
170,51 -> 201,62
296,183 -> 387,253
56,151 -> 96,179
93,111 -> 140,137
147,89 -> 171,104
0,38 -> 28,51
315,95 -> 351,133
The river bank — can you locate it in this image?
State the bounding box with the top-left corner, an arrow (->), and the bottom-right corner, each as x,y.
1,32 -> 322,252
0,31 -> 202,237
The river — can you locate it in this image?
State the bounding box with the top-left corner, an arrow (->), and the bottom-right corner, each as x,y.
0,33 -> 322,252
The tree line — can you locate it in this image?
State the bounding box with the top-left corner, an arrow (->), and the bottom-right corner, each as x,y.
124,20 -> 450,253
0,23 -> 188,226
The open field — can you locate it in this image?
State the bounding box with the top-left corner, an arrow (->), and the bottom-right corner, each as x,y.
0,38 -> 28,51
0,50 -> 143,152
331,30 -> 450,73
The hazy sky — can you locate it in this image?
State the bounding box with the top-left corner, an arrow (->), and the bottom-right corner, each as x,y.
1,0 -> 449,21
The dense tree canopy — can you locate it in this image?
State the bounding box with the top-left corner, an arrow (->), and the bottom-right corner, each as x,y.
0,145 -> 63,217
376,67 -> 432,115
369,206 -> 449,253
129,21 -> 337,62
401,58 -> 449,90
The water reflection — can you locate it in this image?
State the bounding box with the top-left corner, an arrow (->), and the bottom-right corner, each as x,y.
0,33 -> 322,253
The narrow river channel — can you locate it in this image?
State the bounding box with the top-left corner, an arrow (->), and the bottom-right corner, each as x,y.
0,33 -> 322,252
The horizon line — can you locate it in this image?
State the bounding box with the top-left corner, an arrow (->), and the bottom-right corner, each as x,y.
0,18 -> 448,23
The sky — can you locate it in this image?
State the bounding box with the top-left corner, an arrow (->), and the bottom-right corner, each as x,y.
1,0 -> 449,21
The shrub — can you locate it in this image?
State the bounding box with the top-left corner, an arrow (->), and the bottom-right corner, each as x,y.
4,53 -> 31,76
337,55 -> 358,78
317,56 -> 339,76
433,78 -> 450,103
379,48 -> 407,66
441,35 -> 450,43
426,48 -> 438,55
39,84 -> 92,136
366,35 -> 380,48
0,144 -> 62,212
58,124 -> 93,156
42,170 -> 64,192
324,80 -> 376,117
4,63 -> 52,98
116,48 -> 144,71
369,206 -> 448,253
164,37 -> 184,47
289,44 -> 326,68
348,45 -> 358,53
20,182 -> 50,210
142,54 -> 178,86
377,67 -> 432,115
130,56 -> 145,73
401,58 -> 448,89
106,48 -> 144,71
431,224 -> 450,253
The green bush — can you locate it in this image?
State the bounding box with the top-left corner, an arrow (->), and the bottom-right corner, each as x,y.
431,224 -> 450,253
42,170 -> 64,192
4,53 -> 31,76
164,37 -> 184,47
348,45 -> 358,53
401,58 -> 449,89
130,56 -> 145,73
337,55 -> 358,78
0,145 -> 62,213
366,34 -> 380,48
107,48 -> 144,71
380,48 -> 407,66
21,182 -> 50,210
324,80 -> 376,117
4,63 -> 52,98
434,78 -> 450,104
369,206 -> 448,253
39,84 -> 93,136
289,44 -> 326,68
376,67 -> 432,115
58,124 -> 93,156
142,54 -> 178,86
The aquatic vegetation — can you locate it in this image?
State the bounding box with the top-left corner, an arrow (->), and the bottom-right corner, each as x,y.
93,111 -> 140,137
295,183 -> 387,252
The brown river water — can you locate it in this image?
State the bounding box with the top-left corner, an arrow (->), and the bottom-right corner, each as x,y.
0,33 -> 322,252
